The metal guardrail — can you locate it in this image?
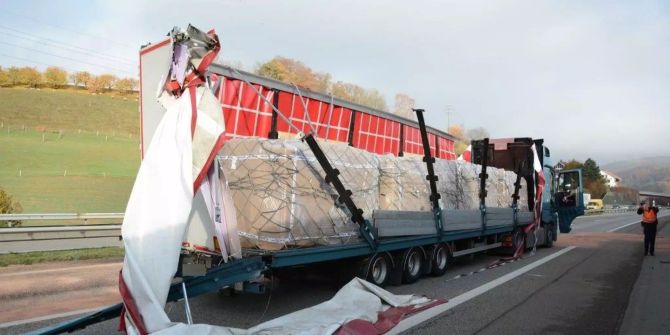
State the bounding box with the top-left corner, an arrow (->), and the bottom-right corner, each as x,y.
0,213 -> 124,253
585,208 -> 637,215
0,213 -> 124,221
0,225 -> 122,254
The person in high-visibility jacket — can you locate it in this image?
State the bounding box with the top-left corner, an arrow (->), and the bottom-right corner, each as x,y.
637,202 -> 659,256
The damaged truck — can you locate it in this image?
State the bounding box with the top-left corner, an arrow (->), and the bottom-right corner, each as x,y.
36,25 -> 585,334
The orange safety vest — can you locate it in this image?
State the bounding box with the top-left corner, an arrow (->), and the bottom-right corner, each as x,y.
642,209 -> 657,224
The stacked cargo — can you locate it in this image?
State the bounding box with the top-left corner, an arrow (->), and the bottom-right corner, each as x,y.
220,139 -> 529,250
219,139 -> 379,250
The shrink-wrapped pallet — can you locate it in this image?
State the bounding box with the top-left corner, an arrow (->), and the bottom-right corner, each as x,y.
378,157 -> 432,211
218,139 -> 379,250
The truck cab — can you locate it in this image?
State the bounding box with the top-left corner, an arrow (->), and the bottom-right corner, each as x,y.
536,140 -> 585,234
472,138 -> 585,242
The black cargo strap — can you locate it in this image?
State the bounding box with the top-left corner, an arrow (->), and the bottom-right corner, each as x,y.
413,109 -> 444,237
478,138 -> 490,231
302,134 -> 377,249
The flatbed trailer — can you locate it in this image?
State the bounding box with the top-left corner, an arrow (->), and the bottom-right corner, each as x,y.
32,26 -> 585,334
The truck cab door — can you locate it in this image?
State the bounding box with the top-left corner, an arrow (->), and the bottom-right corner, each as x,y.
554,169 -> 585,233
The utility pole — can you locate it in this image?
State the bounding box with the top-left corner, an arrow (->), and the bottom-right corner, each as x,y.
444,105 -> 456,129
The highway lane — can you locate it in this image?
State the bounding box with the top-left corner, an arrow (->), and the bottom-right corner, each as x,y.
570,210 -> 669,233
4,211 -> 664,334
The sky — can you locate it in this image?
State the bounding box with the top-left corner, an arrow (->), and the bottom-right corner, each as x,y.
0,0 -> 668,164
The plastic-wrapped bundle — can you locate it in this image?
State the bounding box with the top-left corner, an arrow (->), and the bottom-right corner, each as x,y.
378,156 -> 432,211
218,138 -> 379,250
434,160 -> 480,210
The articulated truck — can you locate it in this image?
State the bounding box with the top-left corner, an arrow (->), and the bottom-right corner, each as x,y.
37,25 -> 585,334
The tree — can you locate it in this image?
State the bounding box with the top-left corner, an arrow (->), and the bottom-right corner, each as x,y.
394,93 -> 415,119
0,188 -> 22,227
563,159 -> 583,170
0,67 -> 9,87
71,71 -> 92,88
87,76 -> 106,93
561,158 -> 608,198
466,127 -> 490,141
114,77 -> 138,93
44,67 -> 68,88
360,89 -> 388,111
256,56 -> 317,89
255,56 -> 389,110
97,74 -> 117,91
448,124 -> 469,156
448,124 -> 465,139
313,72 -> 331,93
18,67 -> 42,88
7,67 -> 21,85
582,158 -> 603,182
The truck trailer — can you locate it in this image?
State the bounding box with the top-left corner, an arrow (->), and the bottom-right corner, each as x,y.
35,25 -> 585,335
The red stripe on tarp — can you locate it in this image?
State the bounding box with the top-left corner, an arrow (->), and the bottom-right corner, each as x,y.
118,271 -> 148,335
189,86 -> 198,138
336,299 -> 446,335
193,133 -> 226,192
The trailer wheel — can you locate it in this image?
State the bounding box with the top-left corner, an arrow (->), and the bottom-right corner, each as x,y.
361,253 -> 393,287
402,248 -> 424,284
431,244 -> 450,277
544,225 -> 554,248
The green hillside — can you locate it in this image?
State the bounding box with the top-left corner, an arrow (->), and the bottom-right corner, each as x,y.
0,87 -> 139,136
0,87 -> 140,219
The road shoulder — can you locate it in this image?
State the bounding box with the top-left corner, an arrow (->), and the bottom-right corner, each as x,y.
619,219 -> 670,335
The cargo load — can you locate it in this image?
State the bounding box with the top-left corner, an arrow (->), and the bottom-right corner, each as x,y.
219,138 -> 380,250
378,156 -> 529,212
220,139 -> 531,250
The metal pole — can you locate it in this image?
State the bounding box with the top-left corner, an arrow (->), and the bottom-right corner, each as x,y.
182,282 -> 193,325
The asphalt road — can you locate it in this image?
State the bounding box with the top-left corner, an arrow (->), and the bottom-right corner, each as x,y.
4,211 -> 668,335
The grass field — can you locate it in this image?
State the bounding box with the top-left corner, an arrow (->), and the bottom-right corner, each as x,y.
0,87 -> 140,219
0,87 -> 139,136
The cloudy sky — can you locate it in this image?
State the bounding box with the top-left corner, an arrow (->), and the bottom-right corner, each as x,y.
1,0 -> 668,164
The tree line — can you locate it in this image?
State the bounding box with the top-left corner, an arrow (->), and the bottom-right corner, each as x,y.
0,66 -> 138,94
255,56 -> 395,113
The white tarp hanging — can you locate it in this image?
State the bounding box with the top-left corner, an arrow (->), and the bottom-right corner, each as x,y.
120,85 -> 227,333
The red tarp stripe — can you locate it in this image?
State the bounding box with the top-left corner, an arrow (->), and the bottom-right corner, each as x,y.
118,272 -> 148,335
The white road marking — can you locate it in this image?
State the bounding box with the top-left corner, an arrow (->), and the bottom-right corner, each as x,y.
607,212 -> 668,233
607,221 -> 640,233
388,246 -> 576,334
0,262 -> 121,278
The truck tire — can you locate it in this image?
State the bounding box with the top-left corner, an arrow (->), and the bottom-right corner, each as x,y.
430,243 -> 450,277
361,253 -> 393,287
401,248 -> 424,284
544,224 -> 554,248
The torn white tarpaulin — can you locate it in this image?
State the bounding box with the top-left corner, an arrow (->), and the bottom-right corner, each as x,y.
148,278 -> 443,335
120,85 -> 226,334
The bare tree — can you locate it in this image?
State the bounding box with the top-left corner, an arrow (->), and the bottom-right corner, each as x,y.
393,93 -> 415,119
